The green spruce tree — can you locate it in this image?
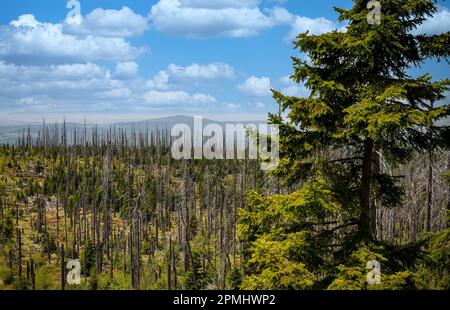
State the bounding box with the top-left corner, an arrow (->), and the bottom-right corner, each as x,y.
240,0 -> 449,289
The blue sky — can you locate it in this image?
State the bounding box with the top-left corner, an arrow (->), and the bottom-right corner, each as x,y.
0,0 -> 449,124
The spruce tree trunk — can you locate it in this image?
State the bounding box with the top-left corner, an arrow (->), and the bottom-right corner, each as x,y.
17,229 -> 22,282
61,244 -> 65,290
443,152 -> 450,230
30,258 -> 35,290
56,196 -> 59,239
167,236 -> 172,290
360,139 -> 375,238
426,151 -> 433,232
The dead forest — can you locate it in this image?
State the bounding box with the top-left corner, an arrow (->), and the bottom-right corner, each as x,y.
0,122 -> 449,290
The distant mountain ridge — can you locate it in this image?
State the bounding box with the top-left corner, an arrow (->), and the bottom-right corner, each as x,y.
0,115 -> 267,145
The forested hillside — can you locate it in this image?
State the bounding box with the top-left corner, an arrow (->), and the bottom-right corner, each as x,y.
1,0 -> 449,291
0,124 -> 448,290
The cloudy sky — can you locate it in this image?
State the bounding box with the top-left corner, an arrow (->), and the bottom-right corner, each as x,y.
0,0 -> 449,124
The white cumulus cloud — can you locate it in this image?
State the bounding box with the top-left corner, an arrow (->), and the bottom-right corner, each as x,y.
149,0 -> 291,38
114,62 -> 139,79
146,62 -> 235,90
279,75 -> 310,97
238,76 -> 272,97
0,62 -> 105,81
179,0 -> 261,9
143,90 -> 216,105
286,16 -> 338,40
0,14 -> 145,65
224,103 -> 241,109
413,8 -> 450,35
0,61 -> 133,111
149,0 -> 339,39
63,7 -> 149,37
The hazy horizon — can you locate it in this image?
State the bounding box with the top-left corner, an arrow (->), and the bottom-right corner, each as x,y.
0,113 -> 270,126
